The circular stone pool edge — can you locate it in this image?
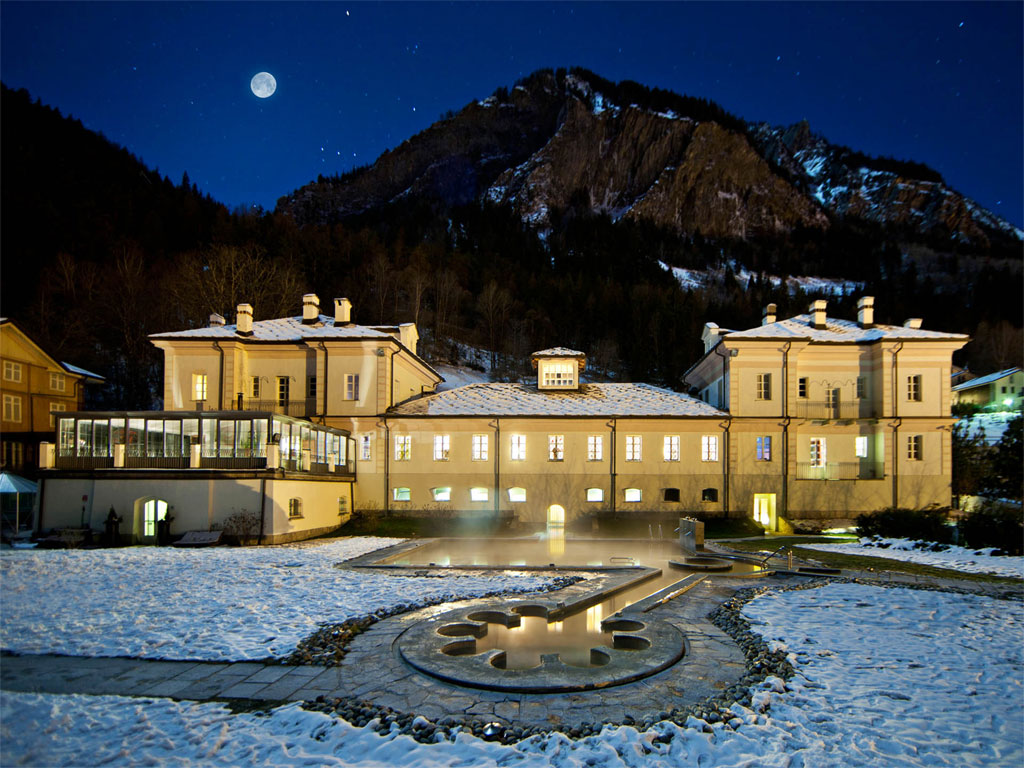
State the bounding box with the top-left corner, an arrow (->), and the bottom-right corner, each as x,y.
395,600 -> 687,694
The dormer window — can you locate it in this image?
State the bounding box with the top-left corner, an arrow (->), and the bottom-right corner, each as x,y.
532,348 -> 585,391
542,361 -> 576,388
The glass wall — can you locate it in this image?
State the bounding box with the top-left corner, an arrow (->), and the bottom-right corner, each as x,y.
54,411 -> 351,474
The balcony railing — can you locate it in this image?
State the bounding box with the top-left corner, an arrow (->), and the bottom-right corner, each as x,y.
793,401 -> 878,420
54,454 -> 114,470
796,461 -> 885,480
235,398 -> 317,418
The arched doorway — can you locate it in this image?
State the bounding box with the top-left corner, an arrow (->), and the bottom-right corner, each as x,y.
133,497 -> 169,543
546,504 -> 565,527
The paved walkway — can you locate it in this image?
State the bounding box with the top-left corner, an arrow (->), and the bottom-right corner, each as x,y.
1,655 -> 340,703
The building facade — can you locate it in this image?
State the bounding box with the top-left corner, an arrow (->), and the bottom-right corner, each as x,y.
37,294 -> 969,540
951,367 -> 1023,411
1,318 -> 104,477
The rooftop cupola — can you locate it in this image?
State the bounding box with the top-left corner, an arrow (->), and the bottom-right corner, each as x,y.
302,294 -> 320,324
531,348 -> 586,391
809,299 -> 827,330
762,303 -> 777,326
857,296 -> 875,329
235,303 -> 253,336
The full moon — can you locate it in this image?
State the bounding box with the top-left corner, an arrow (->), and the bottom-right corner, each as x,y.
250,72 -> 277,99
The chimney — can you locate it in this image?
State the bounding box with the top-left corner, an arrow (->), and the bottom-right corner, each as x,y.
904,318 -> 923,329
702,322 -> 721,353
398,323 -> 419,355
209,313 -> 225,327
857,296 -> 874,329
236,303 -> 253,336
809,300 -> 827,330
334,297 -> 352,325
302,293 -> 320,324
762,303 -> 777,326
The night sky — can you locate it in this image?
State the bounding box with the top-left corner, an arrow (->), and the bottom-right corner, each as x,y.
2,2 -> 1021,226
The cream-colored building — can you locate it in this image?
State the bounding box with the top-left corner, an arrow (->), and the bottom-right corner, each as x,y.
684,298 -> 968,528
951,367 -> 1023,411
37,294 -> 969,540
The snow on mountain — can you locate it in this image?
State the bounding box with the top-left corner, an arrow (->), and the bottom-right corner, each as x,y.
659,260 -> 862,296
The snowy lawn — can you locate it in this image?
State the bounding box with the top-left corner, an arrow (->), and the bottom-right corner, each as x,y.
3,583 -> 1021,767
0,538 -> 559,661
800,537 -> 1024,579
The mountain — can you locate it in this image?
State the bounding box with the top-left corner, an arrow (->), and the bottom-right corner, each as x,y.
277,68 -> 1021,248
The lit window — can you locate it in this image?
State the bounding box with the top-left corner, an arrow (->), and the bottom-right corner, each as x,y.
433,434 -> 450,461
49,402 -> 66,428
508,487 -> 526,503
756,373 -> 771,400
702,488 -> 718,502
701,435 -> 718,462
510,435 -> 526,461
394,435 -> 411,461
907,375 -> 921,402
360,434 -> 372,461
624,488 -> 642,503
307,376 -> 317,399
907,435 -> 922,461
856,376 -> 867,399
587,435 -> 603,461
277,376 -> 289,406
393,487 -> 411,502
288,498 -> 303,518
663,488 -> 681,502
626,435 -> 642,462
663,435 -> 679,462
251,377 -> 260,398
432,487 -> 452,502
470,487 -> 489,502
345,374 -> 359,401
2,395 -> 22,423
49,372 -> 66,392
855,436 -> 868,458
810,438 -> 827,468
542,360 -> 576,388
756,436 -> 771,461
548,434 -> 564,461
192,373 -> 208,402
586,488 -> 604,502
472,434 -> 488,461
798,377 -> 807,398
3,361 -> 22,382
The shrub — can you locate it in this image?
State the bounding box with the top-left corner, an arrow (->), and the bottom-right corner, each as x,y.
221,509 -> 262,544
855,507 -> 954,544
959,502 -> 1023,555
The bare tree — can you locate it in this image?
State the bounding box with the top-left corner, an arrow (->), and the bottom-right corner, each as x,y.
365,248 -> 395,324
477,280 -> 512,372
168,243 -> 303,325
404,245 -> 432,327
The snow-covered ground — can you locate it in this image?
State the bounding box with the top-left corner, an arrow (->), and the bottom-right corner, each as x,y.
3,583 -> 1021,767
800,537 -> 1024,579
433,362 -> 491,391
0,538 -> 558,661
959,411 -> 1020,445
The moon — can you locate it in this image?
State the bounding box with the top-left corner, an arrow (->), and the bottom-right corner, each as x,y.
250,72 -> 277,99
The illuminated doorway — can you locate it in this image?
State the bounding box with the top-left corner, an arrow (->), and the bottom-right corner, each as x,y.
546,504 -> 565,526
134,497 -> 169,543
753,493 -> 776,531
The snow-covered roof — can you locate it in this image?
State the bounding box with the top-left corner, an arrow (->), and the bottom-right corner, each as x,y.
532,347 -> 586,358
952,367 -> 1021,392
721,314 -> 968,343
150,315 -> 399,343
389,382 -> 726,418
61,362 -> 105,381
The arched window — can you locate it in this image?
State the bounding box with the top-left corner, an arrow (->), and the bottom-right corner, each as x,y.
663,488 -> 681,503
586,488 -> 604,502
702,488 -> 719,502
508,487 -> 526,503
393,487 -> 411,502
624,488 -> 642,503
